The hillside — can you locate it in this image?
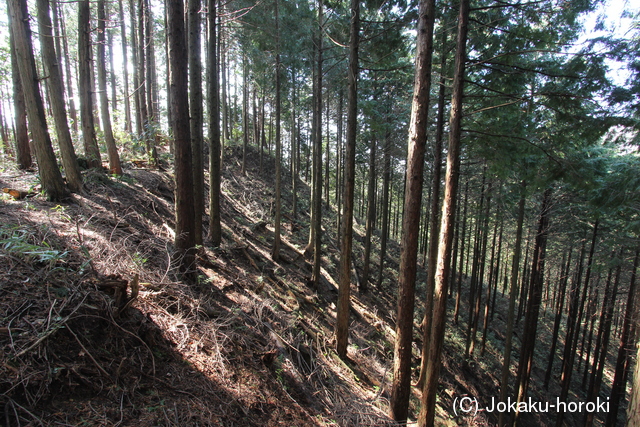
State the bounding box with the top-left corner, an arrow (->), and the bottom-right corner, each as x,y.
0,145 -> 626,426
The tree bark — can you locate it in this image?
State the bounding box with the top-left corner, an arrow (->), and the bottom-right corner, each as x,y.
389,0 -> 437,420
514,188 -> 552,423
168,0 -> 195,272
377,128 -> 391,288
272,0 -> 282,261
36,0 -> 84,191
627,329 -> 640,426
78,0 -> 102,169
417,39 -> 447,386
129,0 -> 141,136
555,237 -> 589,427
498,182 -> 526,427
336,0 -> 359,358
606,249 -> 639,426
8,0 -> 68,200
310,0 -> 324,287
208,0 -> 222,246
118,0 -> 132,133
544,246 -> 573,388
417,0 -> 467,424
362,134 -> 376,291
453,180 -> 470,324
188,0 -> 204,245
585,249 -> 623,427
9,14 -> 32,170
53,0 -> 78,134
97,0 -> 123,176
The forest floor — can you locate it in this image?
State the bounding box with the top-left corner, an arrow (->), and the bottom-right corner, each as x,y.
0,144 -> 627,426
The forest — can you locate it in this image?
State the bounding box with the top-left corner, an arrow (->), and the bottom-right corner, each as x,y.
0,0 -> 639,425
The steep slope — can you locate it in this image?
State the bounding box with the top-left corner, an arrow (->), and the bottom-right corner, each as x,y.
0,145 -> 625,426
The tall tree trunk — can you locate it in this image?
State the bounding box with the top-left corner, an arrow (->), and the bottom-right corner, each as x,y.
417,0 -> 467,423
453,180 -> 470,324
389,0 -> 437,420
497,182 -> 526,427
242,56 -> 248,175
188,0 -> 204,245
544,247 -> 573,388
606,249 -> 640,426
336,88 -> 344,245
309,0 -> 324,287
469,183 -> 492,357
480,213 -> 500,355
108,29 -> 117,114
78,0 -> 102,168
137,0 -> 154,165
8,0 -> 68,200
129,0 -> 141,136
97,0 -> 123,176
362,135 -> 376,291
53,0 -> 78,134
335,0 -> 359,358
555,237 -> 589,427
272,0 -> 282,261
168,0 -> 195,272
417,39 -> 447,387
585,249 -> 623,427
377,128 -> 391,288
514,188 -> 552,423
580,280 -> 598,384
36,0 -> 84,191
9,13 -> 32,169
118,0 -> 132,133
465,173 -> 486,357
292,75 -> 299,221
208,0 -> 221,246
627,321 -> 640,425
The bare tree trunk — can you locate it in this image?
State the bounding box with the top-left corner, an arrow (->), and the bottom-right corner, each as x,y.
469,183 -> 492,357
129,0 -> 141,136
108,29 -> 117,114
8,0 -> 68,200
555,237 -> 589,427
453,180 -> 470,324
514,188 -> 553,423
292,75 -> 299,221
607,249 -> 640,426
627,328 -> 640,426
389,0 -> 437,420
9,13 -> 32,169
208,0 -> 221,246
362,134 -> 376,291
418,0 -> 468,423
498,183 -> 526,427
480,213 -> 500,355
335,0 -> 359,358
309,0 -> 324,288
118,0 -> 132,133
97,0 -> 123,175
188,0 -> 204,245
376,128 -> 391,288
78,0 -> 102,169
36,0 -> 84,192
417,39 -> 447,386
53,1 -> 78,134
272,0 -> 282,261
242,56 -> 248,175
585,249 -> 623,427
168,0 -> 195,272
544,247 -> 573,388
